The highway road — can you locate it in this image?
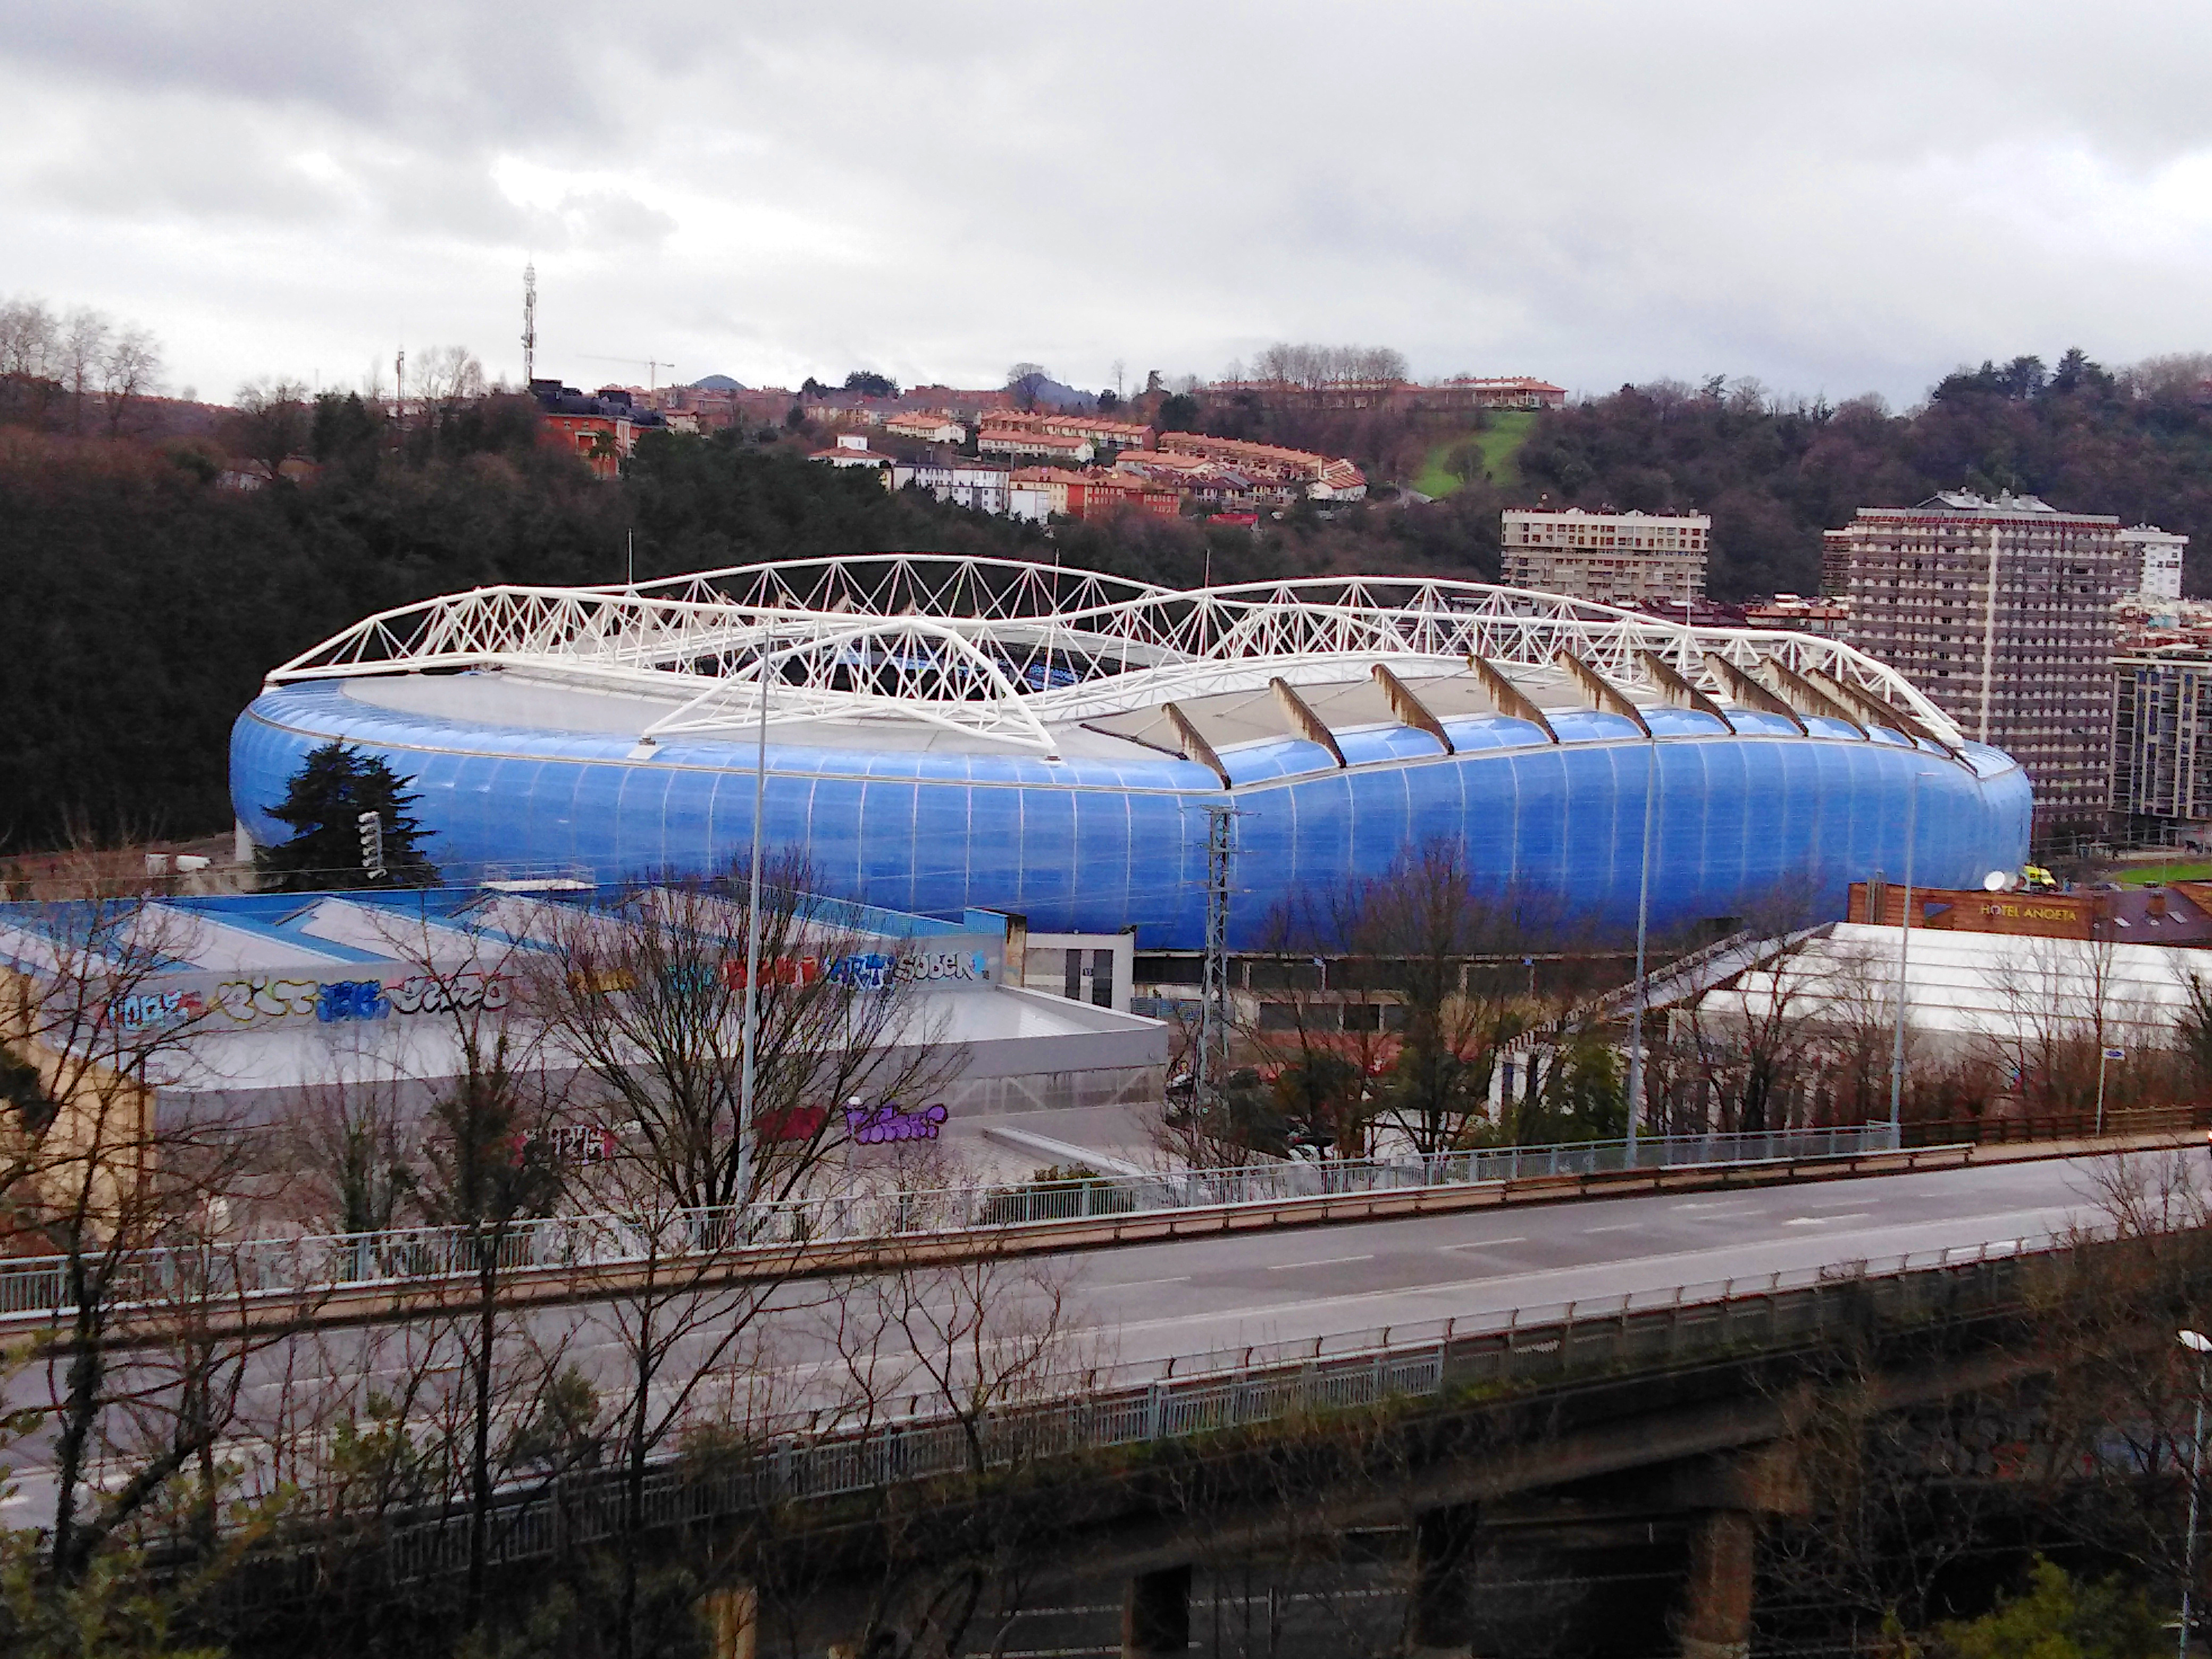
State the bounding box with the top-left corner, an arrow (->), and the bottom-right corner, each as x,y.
1060,1150 -> 2123,1367
0,1149 -> 2165,1526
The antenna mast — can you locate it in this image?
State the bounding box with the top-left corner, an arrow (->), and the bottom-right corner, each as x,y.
522,262 -> 537,384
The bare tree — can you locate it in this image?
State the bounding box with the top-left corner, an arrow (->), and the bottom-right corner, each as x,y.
0,892 -> 301,1635
0,296 -> 61,425
814,1247 -> 1093,1659
1249,342 -> 1409,390
59,308 -> 109,435
99,326 -> 162,439
413,345 -> 486,407
529,861 -> 962,1215
1351,846 -> 1543,1156
1005,364 -> 1052,412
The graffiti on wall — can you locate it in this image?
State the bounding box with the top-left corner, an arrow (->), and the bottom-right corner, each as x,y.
844,1102 -> 950,1145
186,971 -> 515,1026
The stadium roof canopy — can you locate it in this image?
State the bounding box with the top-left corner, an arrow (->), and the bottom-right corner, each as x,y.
267,555 -> 1967,763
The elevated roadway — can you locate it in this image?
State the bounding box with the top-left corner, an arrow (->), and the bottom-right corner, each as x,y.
0,1146 -> 2158,1530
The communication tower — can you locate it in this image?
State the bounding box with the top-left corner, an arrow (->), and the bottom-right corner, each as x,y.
522,262 -> 537,384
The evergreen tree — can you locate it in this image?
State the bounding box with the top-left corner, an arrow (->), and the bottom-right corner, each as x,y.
255,741 -> 437,890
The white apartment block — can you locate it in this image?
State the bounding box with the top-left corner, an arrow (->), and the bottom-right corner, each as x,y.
2121,524 -> 2187,601
1499,507 -> 1711,607
978,427 -> 1095,464
888,459 -> 1012,516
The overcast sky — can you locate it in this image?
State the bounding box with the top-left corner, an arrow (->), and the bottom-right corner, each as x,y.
6,2 -> 2210,408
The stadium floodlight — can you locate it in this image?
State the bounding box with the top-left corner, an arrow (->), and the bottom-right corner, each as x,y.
357,810 -> 385,881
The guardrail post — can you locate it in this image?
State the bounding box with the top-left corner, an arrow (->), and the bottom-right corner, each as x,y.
1144,1380 -> 1166,1441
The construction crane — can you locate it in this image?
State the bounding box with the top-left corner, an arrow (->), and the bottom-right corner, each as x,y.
575,354 -> 678,393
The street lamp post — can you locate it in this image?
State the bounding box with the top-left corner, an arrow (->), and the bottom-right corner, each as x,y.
2181,1327 -> 2211,1659
1624,732 -> 1659,1167
1888,772 -> 1925,1142
734,643 -> 773,1221
2096,1044 -> 2124,1138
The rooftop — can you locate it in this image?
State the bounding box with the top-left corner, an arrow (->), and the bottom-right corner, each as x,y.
263,556 -> 1982,767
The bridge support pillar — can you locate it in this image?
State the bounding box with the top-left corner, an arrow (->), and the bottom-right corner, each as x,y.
1678,1508 -> 1755,1659
1122,1564 -> 1191,1658
1407,1503 -> 1481,1657
702,1582 -> 757,1659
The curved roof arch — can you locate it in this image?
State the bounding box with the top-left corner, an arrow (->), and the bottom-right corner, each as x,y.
267,552 -> 1966,753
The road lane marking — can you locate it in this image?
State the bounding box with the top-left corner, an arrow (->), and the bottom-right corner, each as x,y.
1106,1276 -> 1192,1289
1440,1237 -> 1528,1251
1583,1223 -> 1639,1234
1266,1254 -> 1373,1271
1784,1212 -> 1873,1227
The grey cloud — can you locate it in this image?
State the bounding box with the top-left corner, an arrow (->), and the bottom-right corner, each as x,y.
6,2 -> 2212,403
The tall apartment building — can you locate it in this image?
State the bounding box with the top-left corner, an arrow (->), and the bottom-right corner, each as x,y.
2113,648 -> 2212,826
1835,491 -> 2124,831
1499,507 -> 1710,607
2121,524 -> 2188,601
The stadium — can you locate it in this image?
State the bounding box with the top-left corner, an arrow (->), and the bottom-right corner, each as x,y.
231,556 -> 2032,950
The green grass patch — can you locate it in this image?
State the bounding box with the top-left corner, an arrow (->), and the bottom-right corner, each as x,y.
1413,410 -> 1536,498
2115,862 -> 2212,886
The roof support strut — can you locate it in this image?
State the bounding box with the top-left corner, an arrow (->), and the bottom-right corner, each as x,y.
1162,701 -> 1231,786
1269,677 -> 1346,767
1700,653 -> 1807,735
1802,666 -> 1961,759
1554,650 -> 1651,737
1637,650 -> 1735,732
1371,663 -> 1454,754
1756,658 -> 1868,738
1468,656 -> 1559,743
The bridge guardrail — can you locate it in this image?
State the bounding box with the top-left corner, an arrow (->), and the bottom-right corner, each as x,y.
322,1227 -> 2058,1587
0,1125 -> 1900,1321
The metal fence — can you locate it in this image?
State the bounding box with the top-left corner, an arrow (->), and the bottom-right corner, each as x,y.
0,1125 -> 1903,1321
350,1230 -> 2051,1585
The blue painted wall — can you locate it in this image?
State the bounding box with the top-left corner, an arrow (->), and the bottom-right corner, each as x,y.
233,680 -> 2032,949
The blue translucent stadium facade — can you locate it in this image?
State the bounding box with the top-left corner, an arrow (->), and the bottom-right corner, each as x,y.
232,558 -> 2031,949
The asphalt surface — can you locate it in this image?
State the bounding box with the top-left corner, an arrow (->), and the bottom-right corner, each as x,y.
0,1150 -> 2160,1525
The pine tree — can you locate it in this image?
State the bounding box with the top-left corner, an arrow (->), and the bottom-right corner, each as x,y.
255,741 -> 438,891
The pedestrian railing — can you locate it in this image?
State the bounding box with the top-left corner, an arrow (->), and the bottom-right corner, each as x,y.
345,1229 -> 2059,1586
0,1124 -> 1904,1321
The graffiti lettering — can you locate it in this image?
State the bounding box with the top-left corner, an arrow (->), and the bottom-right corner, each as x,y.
722,954 -> 822,991
757,1104 -> 828,1144
211,972 -> 511,1023
382,973 -> 511,1016
844,1102 -> 949,1145
827,951 -> 896,992
316,980 -> 390,1023
825,950 -> 989,992
215,977 -> 321,1024
108,989 -> 204,1030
